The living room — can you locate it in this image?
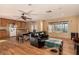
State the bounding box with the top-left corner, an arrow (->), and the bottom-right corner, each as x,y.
0,4 -> 79,55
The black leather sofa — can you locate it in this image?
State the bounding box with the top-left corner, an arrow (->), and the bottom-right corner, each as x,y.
71,32 -> 79,55
29,31 -> 49,48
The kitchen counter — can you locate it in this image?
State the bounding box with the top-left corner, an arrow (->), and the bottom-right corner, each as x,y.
0,27 -> 7,30
0,29 -> 6,31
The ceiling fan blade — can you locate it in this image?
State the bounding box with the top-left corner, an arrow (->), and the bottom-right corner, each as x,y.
18,10 -> 32,15
26,17 -> 32,20
26,10 -> 32,14
18,10 -> 25,13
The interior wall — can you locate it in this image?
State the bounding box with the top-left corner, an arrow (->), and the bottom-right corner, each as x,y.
42,16 -> 79,39
27,20 -> 44,32
27,15 -> 79,39
77,16 -> 79,33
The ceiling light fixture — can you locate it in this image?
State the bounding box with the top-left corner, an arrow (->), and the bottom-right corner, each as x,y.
28,4 -> 32,6
46,10 -> 52,13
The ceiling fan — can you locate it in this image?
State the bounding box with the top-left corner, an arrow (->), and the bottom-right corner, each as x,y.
16,9 -> 54,21
17,10 -> 32,20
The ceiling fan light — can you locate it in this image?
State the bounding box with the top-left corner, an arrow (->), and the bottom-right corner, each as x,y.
46,10 -> 52,13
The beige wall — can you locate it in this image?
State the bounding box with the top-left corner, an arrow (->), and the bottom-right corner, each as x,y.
77,16 -> 79,33
42,16 -> 79,39
27,20 -> 44,32
27,15 -> 79,39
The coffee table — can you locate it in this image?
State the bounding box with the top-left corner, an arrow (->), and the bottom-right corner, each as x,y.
45,38 -> 63,55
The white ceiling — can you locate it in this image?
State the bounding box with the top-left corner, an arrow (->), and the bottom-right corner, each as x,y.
0,4 -> 79,21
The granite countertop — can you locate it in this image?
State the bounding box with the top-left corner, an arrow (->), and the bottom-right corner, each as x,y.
0,29 -> 6,31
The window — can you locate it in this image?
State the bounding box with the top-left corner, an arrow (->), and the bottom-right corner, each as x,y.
48,24 -> 52,32
48,21 -> 68,33
63,23 -> 68,32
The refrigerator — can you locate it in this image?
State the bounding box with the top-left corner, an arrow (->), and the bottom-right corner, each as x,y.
9,24 -> 16,37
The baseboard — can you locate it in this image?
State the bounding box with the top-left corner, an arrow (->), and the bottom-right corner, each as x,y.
50,36 -> 70,40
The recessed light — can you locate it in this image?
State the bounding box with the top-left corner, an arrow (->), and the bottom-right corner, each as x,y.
28,4 -> 32,6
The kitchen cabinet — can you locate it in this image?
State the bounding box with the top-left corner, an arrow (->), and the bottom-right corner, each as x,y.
0,30 -> 8,38
0,19 -> 1,27
10,20 -> 16,24
16,21 -> 26,29
16,21 -> 21,28
1,19 -> 8,27
0,31 -> 1,38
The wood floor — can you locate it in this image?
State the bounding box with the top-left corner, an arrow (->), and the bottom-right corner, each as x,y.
0,37 -> 75,55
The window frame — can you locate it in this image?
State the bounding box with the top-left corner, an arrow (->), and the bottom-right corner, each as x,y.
48,21 -> 68,33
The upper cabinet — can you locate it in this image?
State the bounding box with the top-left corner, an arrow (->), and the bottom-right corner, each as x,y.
16,21 -> 26,29
0,19 -> 1,27
0,18 -> 8,27
0,18 -> 26,29
16,21 -> 21,28
9,20 -> 16,25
